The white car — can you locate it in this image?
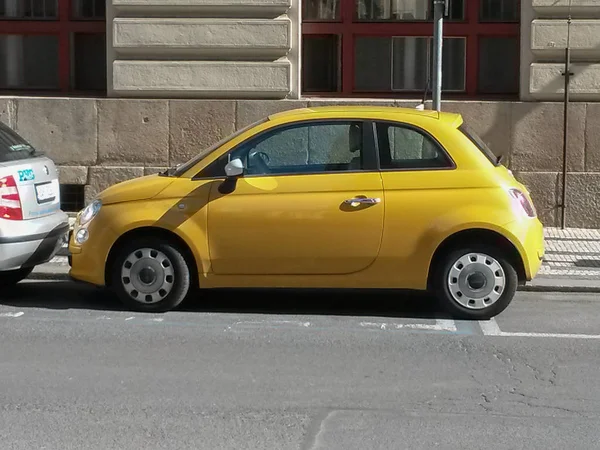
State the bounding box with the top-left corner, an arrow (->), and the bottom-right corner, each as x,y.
0,122 -> 69,286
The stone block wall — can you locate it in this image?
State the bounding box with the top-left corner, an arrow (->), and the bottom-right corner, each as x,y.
107,0 -> 299,98
522,0 -> 600,101
0,97 -> 598,228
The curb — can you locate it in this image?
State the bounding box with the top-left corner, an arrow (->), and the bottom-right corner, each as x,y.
29,271 -> 70,281
518,284 -> 600,294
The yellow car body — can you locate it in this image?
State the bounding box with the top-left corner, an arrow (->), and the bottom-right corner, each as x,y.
69,106 -> 544,317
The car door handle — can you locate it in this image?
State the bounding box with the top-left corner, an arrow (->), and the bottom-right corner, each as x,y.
344,197 -> 381,206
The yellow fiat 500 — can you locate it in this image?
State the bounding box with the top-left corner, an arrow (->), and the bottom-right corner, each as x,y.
69,106 -> 544,318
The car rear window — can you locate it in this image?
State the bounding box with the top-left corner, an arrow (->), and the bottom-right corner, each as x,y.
459,123 -> 500,166
0,122 -> 37,163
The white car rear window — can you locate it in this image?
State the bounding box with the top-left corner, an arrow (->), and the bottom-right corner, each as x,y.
0,123 -> 36,163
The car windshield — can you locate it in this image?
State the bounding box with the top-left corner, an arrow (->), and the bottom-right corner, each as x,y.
459,123 -> 501,166
0,122 -> 37,163
168,117 -> 269,177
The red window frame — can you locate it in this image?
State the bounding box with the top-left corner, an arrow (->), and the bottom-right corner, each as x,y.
302,0 -> 520,97
0,0 -> 105,93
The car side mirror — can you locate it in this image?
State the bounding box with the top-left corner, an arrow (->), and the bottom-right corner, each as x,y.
225,158 -> 244,178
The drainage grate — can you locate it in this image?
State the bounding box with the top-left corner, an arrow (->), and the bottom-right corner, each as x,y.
60,184 -> 85,212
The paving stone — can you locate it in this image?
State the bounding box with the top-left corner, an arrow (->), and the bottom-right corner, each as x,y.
536,227 -> 600,279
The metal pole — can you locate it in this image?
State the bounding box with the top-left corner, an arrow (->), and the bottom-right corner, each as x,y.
432,0 -> 445,112
560,1 -> 573,230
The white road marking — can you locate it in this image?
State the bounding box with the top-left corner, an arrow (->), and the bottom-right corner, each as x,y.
309,410 -> 338,450
478,318 -> 502,336
269,320 -> 310,327
435,319 -> 457,331
479,318 -> 600,340
497,332 -> 600,339
359,319 -> 456,332
3,307 -> 600,340
226,320 -> 311,331
0,312 -> 24,318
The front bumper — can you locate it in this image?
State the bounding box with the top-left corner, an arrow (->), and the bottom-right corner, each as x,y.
67,230 -> 73,267
68,218 -> 118,286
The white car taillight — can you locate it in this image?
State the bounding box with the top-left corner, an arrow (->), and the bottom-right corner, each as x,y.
508,188 -> 536,218
0,175 -> 23,220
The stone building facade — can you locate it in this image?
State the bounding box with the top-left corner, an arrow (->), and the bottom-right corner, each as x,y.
0,0 -> 599,227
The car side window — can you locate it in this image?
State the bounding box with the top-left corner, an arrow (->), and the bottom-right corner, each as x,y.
228,121 -> 367,176
376,122 -> 452,170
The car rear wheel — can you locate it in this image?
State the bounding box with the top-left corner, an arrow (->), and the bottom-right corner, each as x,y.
110,238 -> 192,312
433,246 -> 518,319
0,267 -> 34,286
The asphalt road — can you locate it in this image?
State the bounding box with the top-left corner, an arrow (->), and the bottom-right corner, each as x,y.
1,281 -> 600,450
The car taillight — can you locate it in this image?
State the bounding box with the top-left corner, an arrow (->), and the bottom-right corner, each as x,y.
0,175 -> 23,220
509,188 -> 536,218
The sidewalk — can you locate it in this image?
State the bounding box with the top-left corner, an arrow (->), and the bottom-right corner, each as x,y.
523,227 -> 600,292
31,224 -> 600,293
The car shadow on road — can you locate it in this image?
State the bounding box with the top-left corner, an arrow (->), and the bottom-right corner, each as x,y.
0,281 -> 452,320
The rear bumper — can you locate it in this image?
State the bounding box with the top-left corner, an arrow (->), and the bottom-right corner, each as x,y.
504,217 -> 545,281
0,212 -> 69,270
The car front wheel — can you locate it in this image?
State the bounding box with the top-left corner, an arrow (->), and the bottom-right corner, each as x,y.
433,246 -> 518,320
110,238 -> 192,312
0,267 -> 34,286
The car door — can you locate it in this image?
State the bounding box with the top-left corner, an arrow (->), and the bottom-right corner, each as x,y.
374,120 -> 457,287
204,119 -> 384,275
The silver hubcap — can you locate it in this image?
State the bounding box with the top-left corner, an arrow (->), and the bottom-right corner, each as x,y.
121,248 -> 175,304
447,252 -> 505,310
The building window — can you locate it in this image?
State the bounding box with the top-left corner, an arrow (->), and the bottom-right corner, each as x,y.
302,0 -> 520,97
302,35 -> 340,92
478,36 -> 519,93
0,0 -> 106,94
0,35 -> 59,89
356,0 -> 464,22
354,36 -> 465,92
73,32 -> 106,92
0,0 -> 57,19
72,0 -> 105,20
303,0 -> 340,21
480,0 -> 519,22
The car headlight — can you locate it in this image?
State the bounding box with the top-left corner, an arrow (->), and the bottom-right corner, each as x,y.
74,228 -> 89,245
79,199 -> 102,226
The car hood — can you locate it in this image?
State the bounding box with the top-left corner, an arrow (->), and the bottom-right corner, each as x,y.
97,174 -> 175,205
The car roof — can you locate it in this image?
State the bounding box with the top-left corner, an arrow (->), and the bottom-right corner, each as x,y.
268,106 -> 462,127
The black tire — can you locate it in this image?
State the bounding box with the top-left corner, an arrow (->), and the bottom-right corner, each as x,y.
432,245 -> 518,320
0,267 -> 34,286
109,237 -> 192,312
